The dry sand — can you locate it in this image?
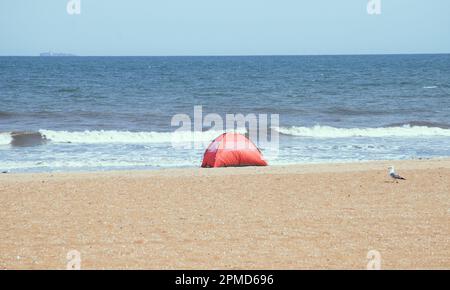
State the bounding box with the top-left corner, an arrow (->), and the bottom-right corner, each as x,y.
0,159 -> 449,269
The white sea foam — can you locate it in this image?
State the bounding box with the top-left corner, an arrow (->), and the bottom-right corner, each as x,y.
0,159 -> 197,171
39,129 -> 246,144
274,125 -> 450,138
0,133 -> 12,145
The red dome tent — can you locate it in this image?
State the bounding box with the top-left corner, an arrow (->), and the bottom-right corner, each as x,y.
201,132 -> 268,168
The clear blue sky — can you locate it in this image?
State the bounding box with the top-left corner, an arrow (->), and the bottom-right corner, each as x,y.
1,0 -> 450,56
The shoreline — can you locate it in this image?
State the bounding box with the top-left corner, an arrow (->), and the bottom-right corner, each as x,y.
2,157 -> 450,178
1,158 -> 449,269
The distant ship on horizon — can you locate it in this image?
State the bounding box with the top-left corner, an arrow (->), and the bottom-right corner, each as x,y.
39,52 -> 76,57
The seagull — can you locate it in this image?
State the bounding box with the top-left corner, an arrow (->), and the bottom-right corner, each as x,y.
388,166 -> 406,181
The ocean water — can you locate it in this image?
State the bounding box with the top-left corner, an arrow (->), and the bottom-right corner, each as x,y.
1,55 -> 450,172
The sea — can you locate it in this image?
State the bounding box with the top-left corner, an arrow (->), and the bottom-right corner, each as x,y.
1,54 -> 450,172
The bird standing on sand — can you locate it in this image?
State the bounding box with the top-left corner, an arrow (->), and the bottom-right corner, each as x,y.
388,166 -> 406,181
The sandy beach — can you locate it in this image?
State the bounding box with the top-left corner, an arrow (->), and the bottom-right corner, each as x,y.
0,159 -> 449,270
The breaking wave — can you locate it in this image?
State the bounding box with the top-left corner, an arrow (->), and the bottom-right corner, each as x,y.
0,132 -> 47,147
2,124 -> 450,147
38,129 -> 246,145
384,121 -> 450,129
0,129 -> 246,146
274,124 -> 450,138
0,133 -> 12,145
39,129 -> 245,144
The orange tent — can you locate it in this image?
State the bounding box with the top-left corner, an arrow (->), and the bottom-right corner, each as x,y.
201,132 -> 268,168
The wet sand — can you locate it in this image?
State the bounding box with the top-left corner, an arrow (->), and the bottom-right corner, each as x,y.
0,159 -> 449,269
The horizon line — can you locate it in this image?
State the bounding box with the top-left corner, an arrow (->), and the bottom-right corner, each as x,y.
1,52 -> 450,57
